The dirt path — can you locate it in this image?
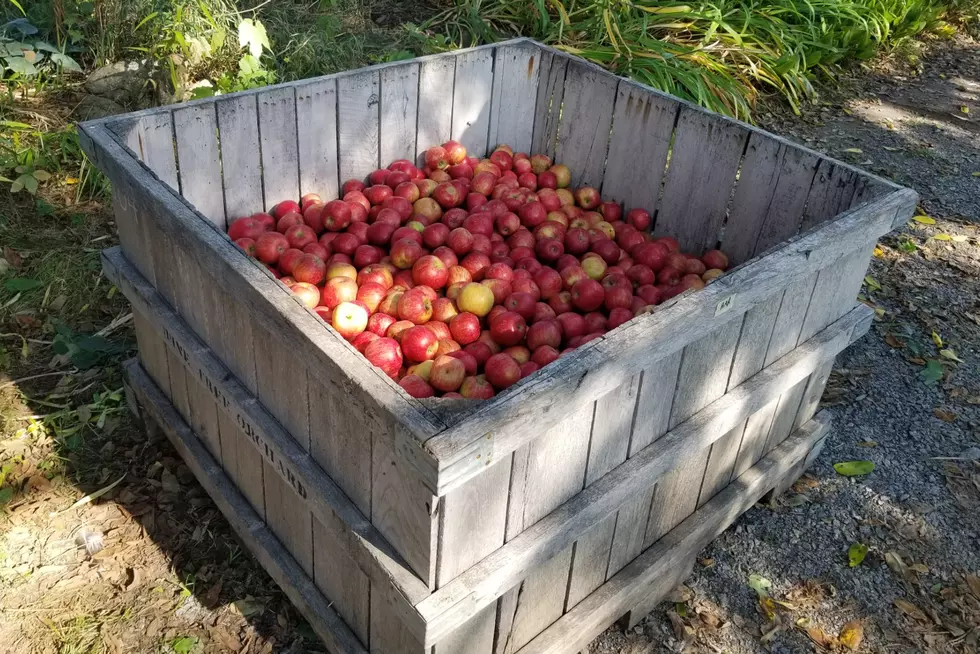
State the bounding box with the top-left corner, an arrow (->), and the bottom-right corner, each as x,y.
2,36 -> 979,654
590,34 -> 980,654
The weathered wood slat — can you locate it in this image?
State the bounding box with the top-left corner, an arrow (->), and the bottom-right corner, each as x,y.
101,248 -> 431,615
295,78 -> 340,201
565,378 -> 639,608
338,71 -> 381,182
380,63 -> 420,165
416,57 -> 456,162
414,304 -> 870,645
655,107 -> 748,252
644,315 -> 743,545
451,48 -> 495,156
173,103 -> 225,228
800,159 -> 859,233
487,43 -> 540,154
434,604 -> 496,654
600,83 -> 678,214
697,295 -> 781,505
310,378 -> 372,517
258,86 -> 300,210
719,134 -> 782,263
137,111 -> 179,190
313,517 -> 371,645
515,412 -> 833,654
553,61 -> 617,188
124,359 -> 368,654
422,181 -> 916,496
215,95 -> 264,221
530,50 -> 567,159
606,351 -> 682,578
747,146 -> 820,260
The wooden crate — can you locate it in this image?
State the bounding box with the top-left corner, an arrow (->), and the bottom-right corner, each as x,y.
81,39 -> 916,654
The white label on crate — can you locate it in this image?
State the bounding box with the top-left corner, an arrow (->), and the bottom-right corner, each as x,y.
715,294 -> 735,316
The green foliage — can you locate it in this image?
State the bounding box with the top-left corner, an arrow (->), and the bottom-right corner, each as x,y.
1,18 -> 81,82
416,0 -> 963,119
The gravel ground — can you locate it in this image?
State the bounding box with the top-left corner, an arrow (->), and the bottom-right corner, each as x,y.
591,34 -> 980,654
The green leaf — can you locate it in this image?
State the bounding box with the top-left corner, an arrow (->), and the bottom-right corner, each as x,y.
20,174 -> 38,194
238,18 -> 270,58
834,460 -> 875,476
0,486 -> 14,507
170,636 -> 199,653
912,215 -> 936,224
31,169 -> 51,181
50,52 -> 82,73
848,543 -> 869,567
4,277 -> 42,292
135,12 -> 159,30
920,359 -> 944,384
748,573 -> 771,597
7,0 -> 26,16
5,56 -> 37,76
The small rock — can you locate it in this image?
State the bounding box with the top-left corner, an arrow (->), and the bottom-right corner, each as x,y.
85,60 -> 157,104
73,94 -> 125,121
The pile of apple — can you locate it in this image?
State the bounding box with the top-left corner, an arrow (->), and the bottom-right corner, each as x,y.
226,141 -> 730,400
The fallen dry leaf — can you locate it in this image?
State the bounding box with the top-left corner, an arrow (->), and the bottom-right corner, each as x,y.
667,584 -> 694,603
885,333 -> 905,348
803,623 -> 835,648
933,408 -> 957,422
966,574 -> 980,599
894,598 -> 929,622
839,620 -> 864,650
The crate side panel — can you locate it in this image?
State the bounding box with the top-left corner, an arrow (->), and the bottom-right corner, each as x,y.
310,379 -> 372,517
565,377 -> 640,607
372,433 -> 438,587
133,310 -> 172,393
313,516 -> 370,646
380,63 -> 420,166
338,71 -> 381,182
799,159 -> 859,233
216,95 -> 264,221
173,103 -> 225,228
644,316 -> 744,545
433,603 -> 496,654
698,295 -> 781,505
747,146 -> 820,259
600,83 -> 678,215
554,61 -> 617,188
258,86 -> 300,211
606,350 -> 682,576
436,457 -> 511,588
530,50 -> 567,160
718,134 -> 781,264
655,107 -> 748,252
138,111 -> 179,191
417,57 -> 456,163
487,43 -> 540,154
370,581 -> 426,654
451,48 -> 495,156
296,78 -> 340,202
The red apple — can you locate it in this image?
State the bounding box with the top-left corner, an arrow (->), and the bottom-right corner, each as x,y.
401,325 -> 439,362
557,311 -> 587,341
571,279 -> 604,312
390,239 -> 424,270
489,311 -> 527,347
604,285 -> 633,311
293,253 -> 326,285
290,282 -> 320,308
608,307 -> 633,330
548,290 -> 574,315
412,255 -> 449,289
459,374 -> 495,399
584,312 -> 607,333
364,337 -> 403,377
702,249 -> 729,271
530,154 -> 552,174
400,374 -> 435,398
460,253 -> 491,282
526,319 -> 561,350
533,302 -> 557,323
448,312 -> 480,345
484,353 -> 521,390
332,301 -> 369,339
255,231 -> 289,264
636,284 -> 661,306
272,200 -> 301,219
321,277 -> 358,309
573,186 -> 600,209
430,355 -> 466,392
531,345 -> 560,367
234,237 -> 256,256
397,288 -> 433,324
503,292 -> 536,320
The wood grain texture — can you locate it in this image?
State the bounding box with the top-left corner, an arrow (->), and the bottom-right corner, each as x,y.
372,433 -> 439,588
800,159 -> 859,233
258,86 -> 300,211
137,111 -> 178,190
748,146 -> 820,259
125,360 -> 368,654
414,304 -> 871,644
487,43 -> 541,154
338,71 -> 381,182
655,107 -> 748,252
417,57 -> 456,162
370,581 -> 425,654
554,61 -> 617,188
502,546 -> 574,653
215,94 -> 263,221
644,316 -> 744,546
529,50 -> 567,160
565,378 -> 639,608
295,78 -> 340,201
313,516 -> 370,646
621,554 -> 694,628
380,63 -> 420,165
514,412 -> 832,654
133,310 -> 171,392
698,295 -> 781,505
601,83 -> 678,214
451,48 -> 495,156
433,603 -> 496,654
719,134 -> 782,264
436,457 -> 511,587
172,103 -> 225,227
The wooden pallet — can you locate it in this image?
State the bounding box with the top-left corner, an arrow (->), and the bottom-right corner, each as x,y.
79,39 -> 917,652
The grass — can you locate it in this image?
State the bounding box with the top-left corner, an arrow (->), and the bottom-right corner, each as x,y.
415,0 -> 974,120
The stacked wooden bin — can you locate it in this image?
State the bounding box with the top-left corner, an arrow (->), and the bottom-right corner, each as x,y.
80,39 -> 916,653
